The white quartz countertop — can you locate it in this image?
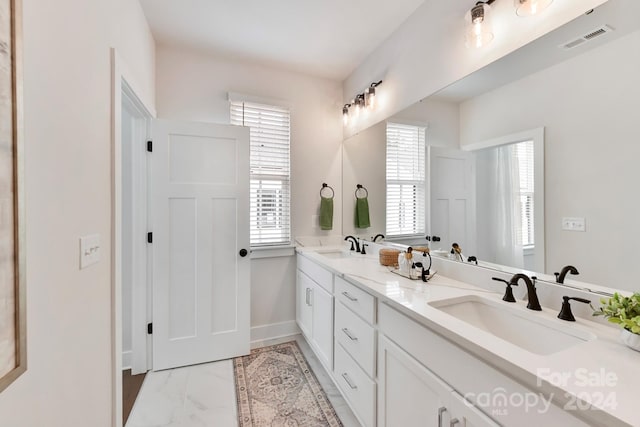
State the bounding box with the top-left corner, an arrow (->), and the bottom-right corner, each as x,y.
296,246 -> 640,427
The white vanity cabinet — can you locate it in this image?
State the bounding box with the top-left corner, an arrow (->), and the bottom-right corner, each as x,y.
296,255 -> 334,370
296,253 -> 593,427
378,303 -> 590,427
378,336 -> 498,427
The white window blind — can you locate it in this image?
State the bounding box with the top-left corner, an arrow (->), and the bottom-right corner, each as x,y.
386,123 -> 426,236
514,140 -> 535,247
230,100 -> 291,246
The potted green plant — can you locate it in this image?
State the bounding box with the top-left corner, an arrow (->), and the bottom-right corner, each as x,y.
593,292 -> 640,352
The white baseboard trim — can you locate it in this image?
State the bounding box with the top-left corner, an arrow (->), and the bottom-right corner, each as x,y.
122,350 -> 132,371
251,320 -> 300,343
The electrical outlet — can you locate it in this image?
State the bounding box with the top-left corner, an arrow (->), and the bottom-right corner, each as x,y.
562,217 -> 586,232
80,234 -> 101,269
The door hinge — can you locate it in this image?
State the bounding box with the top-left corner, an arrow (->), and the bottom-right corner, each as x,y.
147,140 -> 153,152
147,232 -> 153,243
147,323 -> 153,334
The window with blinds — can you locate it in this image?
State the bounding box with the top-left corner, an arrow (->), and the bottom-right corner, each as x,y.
230,100 -> 291,246
514,140 -> 535,247
386,123 -> 426,236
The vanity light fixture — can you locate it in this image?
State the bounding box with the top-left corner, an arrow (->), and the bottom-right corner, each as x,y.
342,81 -> 383,126
515,0 -> 553,16
465,1 -> 495,49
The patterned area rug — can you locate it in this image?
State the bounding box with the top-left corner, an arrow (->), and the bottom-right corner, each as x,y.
233,341 -> 343,426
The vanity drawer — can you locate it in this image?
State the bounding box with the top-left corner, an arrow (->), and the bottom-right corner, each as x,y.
335,301 -> 376,377
335,342 -> 376,427
297,254 -> 333,292
335,276 -> 375,324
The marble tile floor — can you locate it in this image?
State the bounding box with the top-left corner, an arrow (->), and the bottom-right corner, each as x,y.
126,334 -> 361,427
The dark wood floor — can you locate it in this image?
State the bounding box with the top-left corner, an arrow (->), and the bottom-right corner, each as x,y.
123,369 -> 147,425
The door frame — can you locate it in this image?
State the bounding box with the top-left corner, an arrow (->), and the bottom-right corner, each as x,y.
111,48 -> 156,427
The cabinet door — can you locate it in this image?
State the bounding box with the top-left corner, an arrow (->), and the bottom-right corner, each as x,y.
296,270 -> 313,338
450,391 -> 500,427
378,336 -> 453,427
311,282 -> 334,370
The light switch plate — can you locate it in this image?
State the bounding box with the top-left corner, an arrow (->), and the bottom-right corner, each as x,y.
562,217 -> 586,232
80,234 -> 101,269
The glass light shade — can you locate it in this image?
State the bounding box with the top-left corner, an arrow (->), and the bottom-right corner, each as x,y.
366,87 -> 376,110
354,96 -> 364,117
515,0 -> 553,16
465,3 -> 494,49
351,99 -> 359,118
342,107 -> 349,125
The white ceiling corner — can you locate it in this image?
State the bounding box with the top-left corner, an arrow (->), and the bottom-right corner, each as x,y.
139,0 -> 426,80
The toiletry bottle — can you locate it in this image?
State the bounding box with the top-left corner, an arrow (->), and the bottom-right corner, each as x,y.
398,252 -> 406,272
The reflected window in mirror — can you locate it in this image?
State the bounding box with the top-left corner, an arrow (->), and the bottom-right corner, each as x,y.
515,140 -> 535,249
475,139 -> 537,270
385,123 -> 426,237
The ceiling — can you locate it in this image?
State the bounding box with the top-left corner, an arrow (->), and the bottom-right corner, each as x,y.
139,0 -> 426,80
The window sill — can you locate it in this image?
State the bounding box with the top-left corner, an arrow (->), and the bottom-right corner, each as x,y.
250,245 -> 296,259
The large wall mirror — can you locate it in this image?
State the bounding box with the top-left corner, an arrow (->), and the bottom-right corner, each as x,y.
343,0 -> 640,292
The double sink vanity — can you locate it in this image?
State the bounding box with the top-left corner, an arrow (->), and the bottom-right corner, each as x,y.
295,243 -> 639,427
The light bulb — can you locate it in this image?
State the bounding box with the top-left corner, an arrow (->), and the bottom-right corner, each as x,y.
515,0 -> 553,16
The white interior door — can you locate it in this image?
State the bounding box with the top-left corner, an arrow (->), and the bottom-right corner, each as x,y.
429,146 -> 476,256
151,119 -> 250,371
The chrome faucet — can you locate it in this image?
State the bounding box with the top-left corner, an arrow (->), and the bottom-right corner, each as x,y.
344,236 -> 360,252
554,265 -> 579,284
510,273 -> 542,311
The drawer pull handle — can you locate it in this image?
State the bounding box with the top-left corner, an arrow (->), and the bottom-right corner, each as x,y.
342,291 -> 358,302
438,407 -> 447,427
450,419 -> 460,427
341,373 -> 358,390
342,328 -> 358,341
305,288 -> 310,305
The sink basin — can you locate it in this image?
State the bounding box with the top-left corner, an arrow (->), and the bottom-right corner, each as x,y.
315,250 -> 352,259
429,295 -> 596,355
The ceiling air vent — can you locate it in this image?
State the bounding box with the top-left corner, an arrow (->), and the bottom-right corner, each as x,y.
559,25 -> 614,50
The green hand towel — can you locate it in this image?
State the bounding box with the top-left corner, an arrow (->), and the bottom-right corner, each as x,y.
320,197 -> 333,230
355,197 -> 371,229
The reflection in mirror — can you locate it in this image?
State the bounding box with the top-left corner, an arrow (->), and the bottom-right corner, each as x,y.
467,130 -> 544,273
342,0 -> 640,291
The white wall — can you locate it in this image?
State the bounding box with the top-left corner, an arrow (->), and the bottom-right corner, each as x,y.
0,0 -> 156,426
393,98 -> 459,149
155,45 -> 343,333
459,30 -> 640,291
343,0 -> 608,138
